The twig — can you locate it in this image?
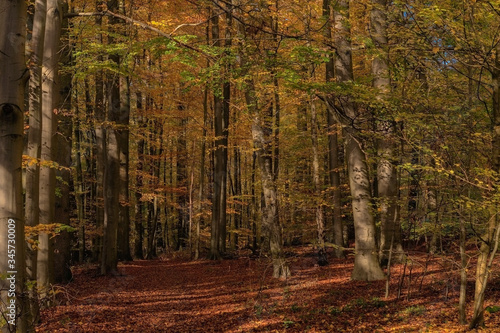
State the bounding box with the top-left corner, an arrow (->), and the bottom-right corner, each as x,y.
385,234 -> 394,299
65,10 -> 215,60
397,258 -> 407,300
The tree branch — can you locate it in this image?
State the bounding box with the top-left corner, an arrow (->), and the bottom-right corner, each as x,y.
65,10 -> 215,60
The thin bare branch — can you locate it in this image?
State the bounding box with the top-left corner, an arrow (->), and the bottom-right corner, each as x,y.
65,10 -> 215,60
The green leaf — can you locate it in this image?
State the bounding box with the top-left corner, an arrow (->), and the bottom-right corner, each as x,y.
485,305 -> 500,314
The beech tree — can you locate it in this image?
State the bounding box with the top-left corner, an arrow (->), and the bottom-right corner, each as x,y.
0,0 -> 28,330
37,0 -> 64,293
24,1 -> 500,327
323,0 -> 344,260
100,0 -> 122,275
209,2 -> 228,259
470,24 -> 500,331
25,0 -> 47,325
370,0 -> 404,264
324,0 -> 385,281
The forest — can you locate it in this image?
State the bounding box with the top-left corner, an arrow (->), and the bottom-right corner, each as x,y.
0,0 -> 499,332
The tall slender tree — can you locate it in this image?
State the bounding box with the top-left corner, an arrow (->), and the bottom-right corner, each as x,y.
371,0 -> 403,264
134,91 -> 145,259
248,86 -> 290,278
26,0 -> 47,325
323,0 -> 344,260
101,0 -> 121,275
210,2 -> 230,259
116,0 -> 132,262
0,0 -> 28,330
176,102 -> 189,251
53,1 -> 74,284
326,0 -> 385,281
38,0 -> 63,292
470,37 -> 500,330
93,0 -> 106,263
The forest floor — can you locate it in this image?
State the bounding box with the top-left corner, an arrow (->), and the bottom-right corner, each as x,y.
36,247 -> 500,332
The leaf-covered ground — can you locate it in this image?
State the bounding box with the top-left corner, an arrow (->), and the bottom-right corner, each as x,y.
37,248 -> 500,332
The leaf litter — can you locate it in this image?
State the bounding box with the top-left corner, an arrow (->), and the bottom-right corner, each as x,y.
37,247 -> 500,332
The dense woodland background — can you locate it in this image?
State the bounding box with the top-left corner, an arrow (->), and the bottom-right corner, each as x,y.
0,0 -> 500,331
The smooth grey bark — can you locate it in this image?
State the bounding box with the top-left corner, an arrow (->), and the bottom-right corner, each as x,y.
210,8 -> 222,259
93,0 -> 105,263
323,0 -> 344,259
311,100 -> 328,266
470,39 -> 500,330
0,0 -> 28,331
222,1 -> 232,252
53,3 -> 73,284
101,117 -> 119,275
74,104 -> 86,263
371,0 -> 403,264
134,92 -> 145,259
101,0 -> 121,275
117,74 -> 132,261
26,0 -> 46,263
346,134 -> 385,281
210,3 -> 229,259
252,116 -> 290,279
195,71 -> 209,259
37,0 -> 63,293
331,0 -> 385,281
176,105 -> 189,251
26,0 -> 46,326
459,62 -> 475,325
459,214 -> 467,324
230,145 -> 242,250
470,219 -> 500,328
246,82 -> 290,279
116,0 -> 132,262
147,119 -> 163,258
144,106 -> 156,257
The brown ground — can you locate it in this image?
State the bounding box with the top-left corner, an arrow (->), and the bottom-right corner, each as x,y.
36,247 -> 500,332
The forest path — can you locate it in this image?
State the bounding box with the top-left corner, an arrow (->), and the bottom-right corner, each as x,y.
37,249 -> 500,332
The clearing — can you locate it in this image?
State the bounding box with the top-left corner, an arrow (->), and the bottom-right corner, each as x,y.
36,248 -> 500,332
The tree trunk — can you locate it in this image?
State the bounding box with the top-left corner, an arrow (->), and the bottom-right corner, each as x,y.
101,108 -> 119,274
0,0 -> 28,330
38,0 -> 63,293
230,144 -> 242,250
53,3 -> 73,284
251,152 -> 259,251
195,79 -> 209,259
332,0 -> 385,281
371,0 -> 403,264
247,81 -> 290,279
146,119 -> 163,259
311,100 -> 328,266
116,1 -> 131,262
469,217 -> 499,328
176,104 -> 189,251
101,0 -> 121,275
210,3 -> 229,259
346,133 -> 386,281
74,107 -> 86,263
323,0 -> 344,259
458,214 -> 467,324
93,0 -> 105,264
26,0 -> 46,326
134,91 -> 145,259
117,74 -> 131,261
470,39 -> 500,330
